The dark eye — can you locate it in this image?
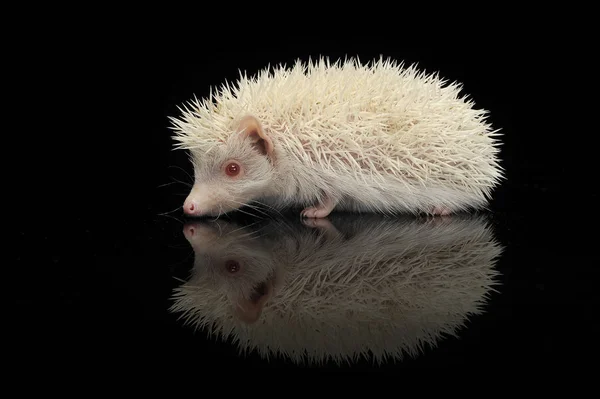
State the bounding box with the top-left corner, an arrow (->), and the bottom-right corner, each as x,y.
225,260 -> 240,273
225,162 -> 240,177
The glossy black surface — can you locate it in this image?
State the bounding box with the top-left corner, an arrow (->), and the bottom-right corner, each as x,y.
14,36 -> 598,370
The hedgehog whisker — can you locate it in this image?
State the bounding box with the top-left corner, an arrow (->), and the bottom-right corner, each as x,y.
157,205 -> 184,217
156,181 -> 180,189
156,208 -> 186,224
168,164 -> 195,184
245,202 -> 280,219
250,200 -> 284,218
160,214 -> 185,224
158,176 -> 193,189
209,204 -> 224,222
233,206 -> 264,219
243,203 -> 274,218
222,196 -> 263,218
227,199 -> 272,219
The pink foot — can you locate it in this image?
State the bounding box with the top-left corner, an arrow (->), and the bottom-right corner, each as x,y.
432,206 -> 452,216
302,195 -> 336,219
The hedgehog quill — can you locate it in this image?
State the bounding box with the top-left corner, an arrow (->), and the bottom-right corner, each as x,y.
169,57 -> 504,218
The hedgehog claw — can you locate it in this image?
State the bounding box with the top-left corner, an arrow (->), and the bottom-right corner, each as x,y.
302,195 -> 336,219
301,207 -> 331,219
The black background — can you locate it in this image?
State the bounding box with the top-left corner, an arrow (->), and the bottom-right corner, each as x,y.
10,21 -> 599,371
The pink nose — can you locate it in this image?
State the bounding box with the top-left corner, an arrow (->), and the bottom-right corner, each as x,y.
183,198 -> 202,216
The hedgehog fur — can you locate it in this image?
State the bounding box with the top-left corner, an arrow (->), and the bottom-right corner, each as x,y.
169,56 -> 504,218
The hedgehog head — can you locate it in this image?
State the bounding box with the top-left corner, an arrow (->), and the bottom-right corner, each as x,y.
183,115 -> 276,217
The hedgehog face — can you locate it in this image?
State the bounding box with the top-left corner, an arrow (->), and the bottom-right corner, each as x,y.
183,115 -> 275,217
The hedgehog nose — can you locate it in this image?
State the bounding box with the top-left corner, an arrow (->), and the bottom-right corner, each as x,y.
183,197 -> 202,216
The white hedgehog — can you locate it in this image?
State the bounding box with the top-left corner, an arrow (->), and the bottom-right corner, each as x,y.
169,56 -> 504,218
169,214 -> 503,365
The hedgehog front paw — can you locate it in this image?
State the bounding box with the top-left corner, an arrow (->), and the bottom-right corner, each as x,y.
301,195 -> 336,219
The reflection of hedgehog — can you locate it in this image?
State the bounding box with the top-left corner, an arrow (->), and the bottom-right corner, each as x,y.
170,214 -> 503,365
170,57 -> 504,219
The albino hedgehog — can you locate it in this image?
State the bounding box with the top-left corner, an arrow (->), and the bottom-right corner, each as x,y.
169,56 -> 504,218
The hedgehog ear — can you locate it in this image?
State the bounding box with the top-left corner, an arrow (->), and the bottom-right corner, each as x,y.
237,115 -> 273,156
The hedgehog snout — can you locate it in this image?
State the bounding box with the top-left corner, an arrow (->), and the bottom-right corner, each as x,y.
183,184 -> 208,217
183,197 -> 203,216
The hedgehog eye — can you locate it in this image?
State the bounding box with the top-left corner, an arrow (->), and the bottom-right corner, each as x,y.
225,260 -> 240,273
225,162 -> 240,177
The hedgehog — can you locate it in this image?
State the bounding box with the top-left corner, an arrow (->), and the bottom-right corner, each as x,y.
169,56 -> 504,218
169,214 -> 503,365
